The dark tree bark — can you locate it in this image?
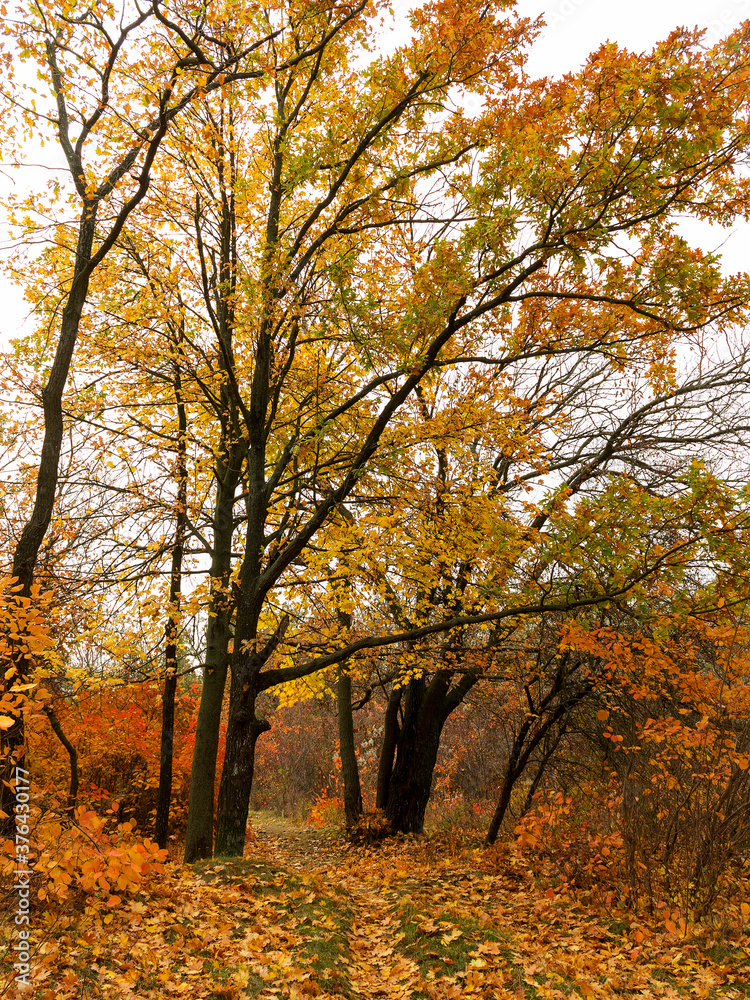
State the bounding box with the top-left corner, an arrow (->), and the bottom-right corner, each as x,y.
42,703 -> 78,814
214,673 -> 270,857
183,441 -> 244,862
155,668 -> 177,849
376,688 -> 402,811
337,670 -> 363,830
485,717 -> 556,846
11,217 -> 96,597
182,607 -> 233,862
1,215 -> 97,831
385,678 -> 443,834
213,613 -> 288,856
383,669 -> 480,835
154,349 -> 188,850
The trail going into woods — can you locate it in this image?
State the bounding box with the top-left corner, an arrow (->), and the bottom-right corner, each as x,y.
254,818 -> 425,998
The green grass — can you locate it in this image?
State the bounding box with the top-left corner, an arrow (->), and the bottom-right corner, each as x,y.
699,941 -> 750,999
195,857 -> 288,893
191,857 -> 358,997
283,881 -> 355,995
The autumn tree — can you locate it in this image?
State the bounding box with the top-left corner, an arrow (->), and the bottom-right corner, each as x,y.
303,324 -> 750,838
132,0 -> 546,861
0,0 -> 367,830
191,9 -> 750,856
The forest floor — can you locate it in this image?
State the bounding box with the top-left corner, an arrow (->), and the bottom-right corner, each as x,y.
3,814 -> 750,999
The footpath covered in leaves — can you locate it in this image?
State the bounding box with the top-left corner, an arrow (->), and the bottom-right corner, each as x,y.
3,818 -> 749,999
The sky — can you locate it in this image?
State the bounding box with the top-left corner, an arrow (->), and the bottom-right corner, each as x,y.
516,0 -> 749,76
1,0 -> 748,347
512,0 -> 750,275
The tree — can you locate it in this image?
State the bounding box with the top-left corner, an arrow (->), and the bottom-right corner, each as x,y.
312,337 -> 750,836
483,630 -> 596,846
205,11 -> 750,855
2,0 -> 392,844
0,0 -> 295,829
547,590 -> 750,917
337,666 -> 364,831
153,327 -> 189,849
3,0 -> 273,595
186,0 -> 539,860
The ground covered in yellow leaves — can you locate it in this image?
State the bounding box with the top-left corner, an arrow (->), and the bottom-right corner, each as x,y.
3,819 -> 749,999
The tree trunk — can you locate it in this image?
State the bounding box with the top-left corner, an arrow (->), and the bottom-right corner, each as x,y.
214,671 -> 269,856
43,704 -> 78,814
385,676 -> 447,835
1,214 -> 97,836
213,610 -> 290,856
382,666 -> 481,835
386,733 -> 442,834
183,428 -> 243,862
337,671 -> 362,830
154,353 -> 188,851
376,687 -> 402,811
154,669 -> 177,849
11,217 -> 96,597
184,158 -> 246,862
520,727 -> 566,819
485,683 -> 590,846
485,741 -> 524,847
183,604 -> 233,862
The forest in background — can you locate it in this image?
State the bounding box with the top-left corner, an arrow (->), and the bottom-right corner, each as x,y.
2,0 -> 750,994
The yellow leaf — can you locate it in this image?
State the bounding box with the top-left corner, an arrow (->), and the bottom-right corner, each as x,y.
0,715 -> 15,730
597,710 -> 609,722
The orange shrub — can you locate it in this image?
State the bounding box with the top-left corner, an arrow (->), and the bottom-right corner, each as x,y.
33,678 -> 208,838
1,805 -> 167,908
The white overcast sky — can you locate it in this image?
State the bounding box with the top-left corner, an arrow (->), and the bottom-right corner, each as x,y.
1,0 -> 748,347
515,0 -> 750,275
516,0 -> 749,74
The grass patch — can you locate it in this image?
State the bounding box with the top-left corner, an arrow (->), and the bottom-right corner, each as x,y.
395,901 -> 532,992
281,879 -> 355,996
194,857 -> 287,892
398,904 -> 472,973
696,941 -> 750,999
192,854 -> 358,998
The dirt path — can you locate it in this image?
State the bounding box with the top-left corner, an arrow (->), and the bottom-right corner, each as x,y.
336,880 -> 423,999
250,814 -> 426,998
249,812 -> 350,870
158,815 -> 750,1000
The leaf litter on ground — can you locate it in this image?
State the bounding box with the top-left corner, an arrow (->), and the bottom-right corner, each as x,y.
3,818 -> 749,999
